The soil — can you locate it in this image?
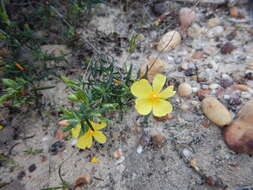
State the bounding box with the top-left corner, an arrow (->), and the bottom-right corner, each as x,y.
0,1 -> 253,190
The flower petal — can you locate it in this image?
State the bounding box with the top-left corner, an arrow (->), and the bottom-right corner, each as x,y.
131,79 -> 152,98
152,74 -> 166,93
76,133 -> 93,149
71,123 -> 81,138
91,121 -> 106,130
158,85 -> 176,99
135,98 -> 152,115
93,131 -> 107,144
152,99 -> 173,117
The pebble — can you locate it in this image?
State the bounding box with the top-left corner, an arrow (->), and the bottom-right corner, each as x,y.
175,57 -> 183,64
241,92 -> 251,99
140,57 -> 166,80
157,31 -> 181,52
137,145 -> 143,154
28,164 -> 37,173
209,83 -> 220,90
75,174 -> 92,186
114,149 -> 123,160
187,23 -> 202,38
181,103 -> 190,111
152,2 -> 168,16
207,17 -> 220,28
178,83 -> 193,97
220,79 -> 233,88
181,62 -> 189,70
207,26 -> 224,38
151,135 -> 167,148
202,97 -> 232,126
179,7 -> 196,28
224,94 -> 231,100
238,99 -> 253,122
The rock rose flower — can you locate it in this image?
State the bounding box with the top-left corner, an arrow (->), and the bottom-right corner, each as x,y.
71,121 -> 106,149
131,74 -> 176,117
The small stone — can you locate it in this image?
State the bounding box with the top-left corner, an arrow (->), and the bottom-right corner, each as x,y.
151,135 -> 167,148
238,99 -> 253,121
153,113 -> 174,122
207,17 -> 221,28
220,42 -> 236,54
192,50 -> 204,59
140,57 -> 166,81
207,26 -> 224,38
157,31 -> 181,52
202,97 -> 232,126
75,174 -> 92,187
188,23 -> 202,38
220,79 -> 233,88
175,57 -> 183,64
137,145 -> 143,154
224,94 -> 230,100
17,171 -> 26,180
232,84 -> 251,92
178,83 -> 192,97
28,164 -> 37,173
179,7 -> 196,28
114,149 -> 123,160
209,83 -> 220,90
181,62 -> 189,70
152,2 -> 168,16
197,89 -> 211,101
241,92 -> 251,99
181,103 -> 190,111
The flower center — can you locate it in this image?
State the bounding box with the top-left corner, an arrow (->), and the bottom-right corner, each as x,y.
148,92 -> 160,103
88,130 -> 94,136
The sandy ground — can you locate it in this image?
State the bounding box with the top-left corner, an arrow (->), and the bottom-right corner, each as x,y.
1,1 -> 253,190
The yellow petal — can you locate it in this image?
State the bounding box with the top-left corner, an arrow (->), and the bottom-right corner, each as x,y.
93,131 -> 107,144
0,125 -> 4,130
135,98 -> 152,115
152,74 -> 166,93
71,123 -> 81,138
152,99 -> 173,117
76,133 -> 93,149
158,85 -> 176,99
131,79 -> 152,98
91,121 -> 106,130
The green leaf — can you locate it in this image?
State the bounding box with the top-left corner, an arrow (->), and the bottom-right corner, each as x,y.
2,79 -> 16,87
61,76 -> 80,86
67,94 -> 79,101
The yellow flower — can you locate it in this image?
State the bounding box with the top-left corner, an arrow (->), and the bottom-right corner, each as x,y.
90,156 -> 99,163
71,121 -> 107,149
0,125 -> 4,130
131,74 -> 176,117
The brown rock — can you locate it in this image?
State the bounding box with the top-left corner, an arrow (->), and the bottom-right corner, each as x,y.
151,135 -> 167,148
223,120 -> 253,154
202,97 -> 232,126
75,174 -> 92,188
